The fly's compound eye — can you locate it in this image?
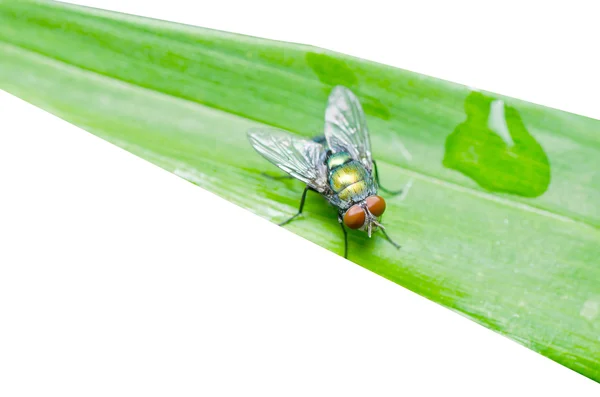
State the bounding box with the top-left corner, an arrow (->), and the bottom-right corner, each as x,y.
343,205 -> 366,229
366,195 -> 386,217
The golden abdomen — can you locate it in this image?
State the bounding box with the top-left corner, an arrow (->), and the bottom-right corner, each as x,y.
329,161 -> 370,202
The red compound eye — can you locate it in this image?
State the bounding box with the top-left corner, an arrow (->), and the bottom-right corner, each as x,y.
343,205 -> 366,229
366,195 -> 386,217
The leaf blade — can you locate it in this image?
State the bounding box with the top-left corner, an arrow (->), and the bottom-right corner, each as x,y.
1,0 -> 599,381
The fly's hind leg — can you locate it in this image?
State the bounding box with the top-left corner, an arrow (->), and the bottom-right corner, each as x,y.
279,186 -> 310,227
373,160 -> 404,196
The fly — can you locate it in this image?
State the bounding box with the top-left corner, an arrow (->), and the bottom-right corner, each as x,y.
248,86 -> 402,258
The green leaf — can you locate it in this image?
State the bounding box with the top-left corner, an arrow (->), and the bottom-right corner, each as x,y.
1,0 -> 599,381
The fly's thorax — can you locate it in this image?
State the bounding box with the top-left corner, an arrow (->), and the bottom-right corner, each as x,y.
326,152 -> 353,170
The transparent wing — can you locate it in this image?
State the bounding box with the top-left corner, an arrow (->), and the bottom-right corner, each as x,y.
248,127 -> 329,193
324,86 -> 373,171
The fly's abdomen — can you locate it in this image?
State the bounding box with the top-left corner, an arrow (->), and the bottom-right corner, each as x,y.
329,160 -> 371,202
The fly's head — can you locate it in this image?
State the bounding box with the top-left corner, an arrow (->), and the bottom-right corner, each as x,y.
342,195 -> 387,237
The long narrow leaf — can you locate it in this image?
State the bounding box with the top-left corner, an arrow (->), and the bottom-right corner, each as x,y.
1,0 -> 599,381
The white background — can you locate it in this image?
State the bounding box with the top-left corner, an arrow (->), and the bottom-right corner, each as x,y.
1,1 -> 598,395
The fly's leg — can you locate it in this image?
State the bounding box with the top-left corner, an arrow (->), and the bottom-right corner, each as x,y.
373,160 -> 403,196
380,228 -> 401,250
279,186 -> 310,227
262,172 -> 294,180
338,217 -> 349,259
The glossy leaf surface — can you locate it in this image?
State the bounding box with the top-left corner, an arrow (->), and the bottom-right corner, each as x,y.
1,0 -> 599,381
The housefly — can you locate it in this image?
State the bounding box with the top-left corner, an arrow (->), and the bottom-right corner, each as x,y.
248,86 -> 402,258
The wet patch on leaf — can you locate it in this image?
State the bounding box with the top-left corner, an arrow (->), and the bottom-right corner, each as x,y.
306,52 -> 390,120
361,95 -> 391,120
306,52 -> 358,87
443,91 -> 551,198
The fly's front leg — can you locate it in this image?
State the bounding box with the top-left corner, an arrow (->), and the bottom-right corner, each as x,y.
373,160 -> 403,196
279,186 -> 310,227
380,228 -> 401,250
338,214 -> 348,259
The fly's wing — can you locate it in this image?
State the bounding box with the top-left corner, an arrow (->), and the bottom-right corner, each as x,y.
324,86 -> 373,171
248,128 -> 330,194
